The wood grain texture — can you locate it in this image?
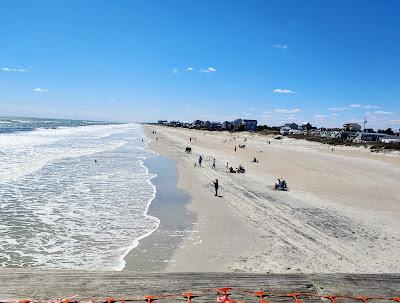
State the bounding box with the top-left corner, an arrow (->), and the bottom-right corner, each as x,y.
0,270 -> 398,303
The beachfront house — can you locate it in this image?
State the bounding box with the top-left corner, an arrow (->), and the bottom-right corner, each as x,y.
353,132 -> 389,143
169,120 -> 182,127
343,123 -> 362,132
203,121 -> 212,129
243,119 -> 258,131
158,120 -> 168,125
280,123 -> 300,135
192,120 -> 204,128
232,119 -> 258,131
319,128 -> 342,138
222,121 -> 233,131
302,123 -> 313,131
301,122 -> 315,135
211,122 -> 222,130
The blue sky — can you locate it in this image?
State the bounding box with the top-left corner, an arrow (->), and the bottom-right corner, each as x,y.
1,0 -> 399,128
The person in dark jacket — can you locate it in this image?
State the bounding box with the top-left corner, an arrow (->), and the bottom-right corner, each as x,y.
213,179 -> 219,196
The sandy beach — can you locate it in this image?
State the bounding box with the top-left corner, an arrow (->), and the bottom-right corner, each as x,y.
134,124 -> 400,273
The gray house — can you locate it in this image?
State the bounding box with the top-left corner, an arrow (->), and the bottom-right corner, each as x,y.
232,119 -> 258,131
192,120 -> 204,128
222,121 -> 233,130
343,123 -> 362,132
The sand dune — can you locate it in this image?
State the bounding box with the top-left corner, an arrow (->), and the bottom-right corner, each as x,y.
145,125 -> 400,273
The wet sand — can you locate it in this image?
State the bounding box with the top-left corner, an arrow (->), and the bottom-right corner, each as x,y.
123,156 -> 195,271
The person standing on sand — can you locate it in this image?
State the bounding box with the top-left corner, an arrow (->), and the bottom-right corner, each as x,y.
212,158 -> 216,169
213,179 -> 219,196
199,155 -> 203,167
234,146 -> 237,152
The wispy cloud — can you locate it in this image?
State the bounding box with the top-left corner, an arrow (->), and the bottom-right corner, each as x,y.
108,98 -> 117,102
273,88 -> 295,94
33,88 -> 48,93
186,67 -> 193,71
1,67 -> 30,72
348,103 -> 378,109
200,67 -> 217,73
171,68 -> 178,74
328,106 -> 347,111
272,44 -> 289,50
275,108 -> 302,113
314,114 -> 327,119
373,110 -> 393,115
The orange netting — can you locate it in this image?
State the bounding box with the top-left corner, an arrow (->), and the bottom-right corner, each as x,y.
3,287 -> 399,303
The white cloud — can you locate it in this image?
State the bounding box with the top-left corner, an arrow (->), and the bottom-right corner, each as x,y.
273,88 -> 295,94
200,67 -> 217,73
272,44 -> 289,50
1,67 -> 29,72
186,67 -> 193,71
348,103 -> 378,109
373,111 -> 393,115
329,107 -> 347,111
171,68 -> 178,74
33,88 -> 48,93
108,98 -> 117,102
275,108 -> 302,113
314,114 -> 327,119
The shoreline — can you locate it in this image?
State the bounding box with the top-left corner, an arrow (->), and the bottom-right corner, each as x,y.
123,152 -> 194,271
118,157 -> 159,271
139,124 -> 400,273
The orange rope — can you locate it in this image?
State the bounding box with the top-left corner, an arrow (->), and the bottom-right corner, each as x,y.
2,287 -> 397,303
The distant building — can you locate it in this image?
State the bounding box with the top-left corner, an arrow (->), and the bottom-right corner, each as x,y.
203,121 -> 212,129
232,119 -> 258,131
280,123 -> 300,135
353,132 -> 389,143
243,119 -> 258,131
302,123 -> 313,131
192,120 -> 204,128
381,138 -> 400,143
158,120 -> 167,125
222,121 -> 233,130
169,120 -> 181,127
343,123 -> 362,132
211,122 -> 222,130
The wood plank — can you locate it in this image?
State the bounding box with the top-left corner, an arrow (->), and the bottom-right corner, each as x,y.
310,273 -> 400,303
0,270 -> 398,303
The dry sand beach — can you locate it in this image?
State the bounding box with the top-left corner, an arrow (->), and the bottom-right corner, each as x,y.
138,125 -> 400,273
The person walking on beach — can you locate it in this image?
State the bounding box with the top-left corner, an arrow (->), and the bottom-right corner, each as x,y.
234,146 -> 237,152
198,155 -> 203,167
212,158 -> 216,169
213,179 -> 219,196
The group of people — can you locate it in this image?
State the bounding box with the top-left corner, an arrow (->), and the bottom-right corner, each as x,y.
186,133 -> 287,197
274,178 -> 288,191
229,164 -> 245,173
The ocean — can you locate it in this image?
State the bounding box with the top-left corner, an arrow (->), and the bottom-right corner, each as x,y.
0,117 -> 159,270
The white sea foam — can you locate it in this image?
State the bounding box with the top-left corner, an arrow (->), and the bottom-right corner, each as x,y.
0,123 -> 159,270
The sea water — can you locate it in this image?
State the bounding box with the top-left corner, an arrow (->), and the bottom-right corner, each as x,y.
0,118 -> 159,270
